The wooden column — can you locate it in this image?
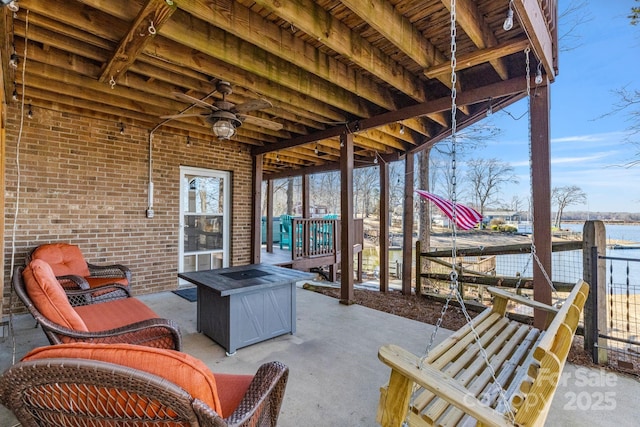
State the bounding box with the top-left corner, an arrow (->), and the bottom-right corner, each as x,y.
340,133 -> 354,304
251,153 -> 264,264
266,179 -> 273,253
531,82 -> 552,328
402,153 -> 414,295
583,220 -> 608,363
379,160 -> 390,293
302,174 -> 310,218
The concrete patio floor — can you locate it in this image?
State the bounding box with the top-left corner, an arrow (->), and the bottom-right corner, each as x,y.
1,284 -> 638,426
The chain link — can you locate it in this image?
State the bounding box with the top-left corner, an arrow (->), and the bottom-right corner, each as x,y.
417,2 -> 517,422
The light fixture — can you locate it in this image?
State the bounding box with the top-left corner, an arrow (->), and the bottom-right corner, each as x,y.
186,136 -> 191,146
503,1 -> 514,31
27,104 -> 32,119
206,110 -> 241,140
314,145 -> 319,154
12,84 -> 18,102
535,63 -> 543,84
119,122 -> 125,135
1,0 -> 19,12
9,50 -> 18,69
486,97 -> 493,117
399,124 -> 405,135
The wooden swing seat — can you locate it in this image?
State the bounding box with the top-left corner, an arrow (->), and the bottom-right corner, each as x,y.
377,280 -> 589,427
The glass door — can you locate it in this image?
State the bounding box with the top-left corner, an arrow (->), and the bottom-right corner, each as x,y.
179,166 -> 230,281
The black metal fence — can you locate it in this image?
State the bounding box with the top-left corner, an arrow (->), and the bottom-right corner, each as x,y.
594,252 -> 640,374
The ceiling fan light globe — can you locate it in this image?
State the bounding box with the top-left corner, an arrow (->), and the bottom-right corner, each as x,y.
213,119 -> 236,140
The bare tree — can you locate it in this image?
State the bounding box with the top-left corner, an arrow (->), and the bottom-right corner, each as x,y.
631,0 -> 640,25
354,166 -> 379,218
465,158 -> 518,215
552,185 -> 587,228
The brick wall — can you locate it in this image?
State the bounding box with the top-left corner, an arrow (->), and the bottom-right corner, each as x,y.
2,106 -> 254,315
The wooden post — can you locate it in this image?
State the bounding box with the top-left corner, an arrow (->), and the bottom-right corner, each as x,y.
251,153 -> 264,264
402,153 -> 414,295
530,82 -> 552,329
302,174 -> 310,219
340,133 -> 354,304
380,160 -> 390,292
415,240 -> 421,295
583,220 -> 608,364
266,179 -> 273,253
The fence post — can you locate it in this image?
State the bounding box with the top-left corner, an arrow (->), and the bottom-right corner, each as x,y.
415,240 -> 421,295
583,220 -> 608,364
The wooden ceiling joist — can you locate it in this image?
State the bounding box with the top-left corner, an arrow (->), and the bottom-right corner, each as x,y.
98,0 -> 176,84
7,0 -> 558,174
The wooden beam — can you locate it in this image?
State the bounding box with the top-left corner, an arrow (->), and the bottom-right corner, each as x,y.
441,0 -> 509,80
252,153 -> 264,263
425,39 -> 530,79
1,8 -> 14,102
380,160 -> 390,293
252,0 -> 426,103
254,77 -> 527,155
530,82 -> 552,328
159,11 -> 379,120
178,0 -> 400,112
513,0 -> 556,81
402,152 -> 414,295
33,0 -> 348,124
99,0 -> 176,84
340,133 -> 355,304
339,0 -> 445,69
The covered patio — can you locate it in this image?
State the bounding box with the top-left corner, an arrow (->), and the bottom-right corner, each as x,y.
2,284 -> 637,426
0,0 -> 607,424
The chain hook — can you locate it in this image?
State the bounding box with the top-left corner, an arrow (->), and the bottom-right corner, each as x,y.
148,20 -> 157,35
109,76 -> 116,89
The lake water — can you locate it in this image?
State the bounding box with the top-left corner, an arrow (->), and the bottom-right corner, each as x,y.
508,223 -> 640,293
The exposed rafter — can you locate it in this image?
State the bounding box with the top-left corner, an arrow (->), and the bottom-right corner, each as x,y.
98,0 -> 176,84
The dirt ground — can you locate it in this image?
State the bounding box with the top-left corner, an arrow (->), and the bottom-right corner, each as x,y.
307,285 -> 596,368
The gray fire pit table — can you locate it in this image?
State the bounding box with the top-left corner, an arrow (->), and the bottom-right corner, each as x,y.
178,264 -> 313,355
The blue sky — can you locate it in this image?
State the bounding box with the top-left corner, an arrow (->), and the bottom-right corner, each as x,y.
466,2 -> 640,213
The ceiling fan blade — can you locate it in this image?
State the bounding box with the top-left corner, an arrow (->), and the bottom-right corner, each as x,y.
233,99 -> 273,113
171,92 -> 218,110
160,113 -> 208,119
238,114 -> 283,131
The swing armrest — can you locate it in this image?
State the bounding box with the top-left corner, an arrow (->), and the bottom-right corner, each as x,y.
487,287 -> 559,314
378,344 -> 513,427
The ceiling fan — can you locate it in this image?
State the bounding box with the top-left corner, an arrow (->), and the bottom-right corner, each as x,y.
162,81 -> 283,140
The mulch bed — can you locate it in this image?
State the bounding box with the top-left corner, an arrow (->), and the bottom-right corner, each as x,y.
306,285 -> 596,368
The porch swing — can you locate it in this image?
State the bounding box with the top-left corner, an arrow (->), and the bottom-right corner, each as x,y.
376,2 -> 589,426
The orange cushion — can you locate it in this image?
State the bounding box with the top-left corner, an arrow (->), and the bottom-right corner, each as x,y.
74,297 -> 159,332
215,373 -> 254,417
85,277 -> 129,288
22,343 -> 223,415
31,243 -> 91,277
23,259 -> 88,332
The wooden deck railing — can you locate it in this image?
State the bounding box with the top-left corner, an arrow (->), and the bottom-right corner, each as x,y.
290,218 -> 363,261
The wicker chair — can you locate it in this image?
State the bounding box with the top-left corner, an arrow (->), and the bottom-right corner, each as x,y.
0,344 -> 289,427
27,243 -> 132,292
13,262 -> 181,350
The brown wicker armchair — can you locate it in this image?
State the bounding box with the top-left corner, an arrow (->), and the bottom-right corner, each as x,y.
13,261 -> 181,350
27,243 -> 132,292
0,343 -> 289,427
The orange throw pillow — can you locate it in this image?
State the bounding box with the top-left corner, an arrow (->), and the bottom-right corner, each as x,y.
23,343 -> 223,415
23,259 -> 88,331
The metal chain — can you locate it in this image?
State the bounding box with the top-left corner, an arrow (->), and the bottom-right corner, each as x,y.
420,0 -> 458,364
418,3 -> 517,422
